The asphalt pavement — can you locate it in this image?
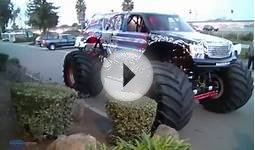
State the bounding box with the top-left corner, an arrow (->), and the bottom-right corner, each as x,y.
0,41 -> 253,150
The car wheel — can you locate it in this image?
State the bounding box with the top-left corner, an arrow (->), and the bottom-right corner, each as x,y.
147,61 -> 194,130
200,60 -> 253,113
49,44 -> 56,50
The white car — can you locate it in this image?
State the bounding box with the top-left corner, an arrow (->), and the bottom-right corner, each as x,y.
75,36 -> 86,50
233,43 -> 242,57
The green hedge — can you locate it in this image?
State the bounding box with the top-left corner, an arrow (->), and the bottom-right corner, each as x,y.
63,30 -> 81,37
0,53 -> 9,71
240,48 -> 249,59
208,31 -> 254,43
11,82 -> 76,140
8,58 -> 20,66
13,37 -> 35,43
105,96 -> 157,143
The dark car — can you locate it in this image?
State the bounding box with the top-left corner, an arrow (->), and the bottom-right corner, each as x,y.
63,12 -> 253,130
41,33 -> 76,50
203,25 -> 219,32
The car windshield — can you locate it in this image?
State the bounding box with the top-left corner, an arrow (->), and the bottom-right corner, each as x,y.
146,14 -> 194,32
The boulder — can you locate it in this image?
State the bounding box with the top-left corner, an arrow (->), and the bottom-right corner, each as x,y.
153,124 -> 179,139
47,134 -> 97,150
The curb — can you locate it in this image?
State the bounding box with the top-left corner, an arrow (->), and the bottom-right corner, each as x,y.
82,101 -> 108,118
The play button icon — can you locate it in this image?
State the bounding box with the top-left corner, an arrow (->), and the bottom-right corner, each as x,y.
123,64 -> 135,87
101,50 -> 153,101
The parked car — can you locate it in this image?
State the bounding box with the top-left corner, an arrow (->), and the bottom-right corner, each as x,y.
35,36 -> 42,46
203,25 -> 219,32
41,34 -> 76,50
63,12 -> 253,130
75,13 -> 116,50
233,43 -> 242,57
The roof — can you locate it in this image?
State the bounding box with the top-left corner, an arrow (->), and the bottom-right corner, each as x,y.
92,11 -> 178,17
117,11 -> 178,16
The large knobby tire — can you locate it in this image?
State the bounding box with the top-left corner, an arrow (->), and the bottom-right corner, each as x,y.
147,61 -> 194,130
200,60 -> 253,113
63,50 -> 103,97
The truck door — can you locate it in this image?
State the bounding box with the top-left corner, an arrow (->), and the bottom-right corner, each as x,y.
101,14 -> 124,54
119,14 -> 149,53
67,35 -> 75,46
61,35 -> 68,46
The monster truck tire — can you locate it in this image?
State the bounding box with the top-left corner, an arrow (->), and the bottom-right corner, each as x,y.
147,61 -> 194,130
200,60 -> 253,113
63,50 -> 102,97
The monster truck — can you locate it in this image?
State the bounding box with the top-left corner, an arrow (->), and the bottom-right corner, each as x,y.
63,12 -> 253,130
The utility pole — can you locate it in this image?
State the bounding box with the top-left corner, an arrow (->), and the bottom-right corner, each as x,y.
189,9 -> 192,21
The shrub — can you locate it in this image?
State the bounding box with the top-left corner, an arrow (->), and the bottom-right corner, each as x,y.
8,58 -> 20,66
223,32 -> 237,41
0,53 -> 9,71
97,133 -> 191,150
13,37 -> 35,43
11,82 -> 76,140
63,30 -> 81,37
105,96 -> 157,142
114,133 -> 191,150
239,32 -> 254,42
240,48 -> 249,59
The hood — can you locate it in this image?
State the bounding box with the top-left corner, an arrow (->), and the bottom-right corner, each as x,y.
151,31 -> 231,45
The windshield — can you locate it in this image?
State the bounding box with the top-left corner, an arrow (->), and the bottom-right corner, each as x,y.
146,14 -> 194,32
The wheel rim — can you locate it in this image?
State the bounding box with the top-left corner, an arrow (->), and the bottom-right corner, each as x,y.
211,75 -> 224,99
50,45 -> 55,50
66,65 -> 75,87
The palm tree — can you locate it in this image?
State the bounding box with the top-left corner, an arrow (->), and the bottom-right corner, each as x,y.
122,0 -> 134,11
75,0 -> 86,24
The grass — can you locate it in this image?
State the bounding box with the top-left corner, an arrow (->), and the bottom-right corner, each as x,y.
240,48 -> 249,59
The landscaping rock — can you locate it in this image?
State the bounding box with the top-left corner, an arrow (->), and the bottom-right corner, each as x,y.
153,124 -> 179,139
47,133 -> 97,150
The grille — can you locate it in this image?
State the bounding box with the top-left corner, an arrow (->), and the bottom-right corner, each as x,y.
207,45 -> 231,58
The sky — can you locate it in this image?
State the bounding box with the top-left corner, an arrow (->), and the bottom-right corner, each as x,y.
12,0 -> 254,27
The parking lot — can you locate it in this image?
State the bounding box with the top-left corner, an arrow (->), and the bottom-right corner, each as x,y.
0,41 -> 253,150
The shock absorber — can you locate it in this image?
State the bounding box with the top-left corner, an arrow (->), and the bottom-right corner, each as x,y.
208,72 -> 213,91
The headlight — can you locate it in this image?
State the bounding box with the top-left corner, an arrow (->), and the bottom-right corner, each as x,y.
189,43 -> 206,59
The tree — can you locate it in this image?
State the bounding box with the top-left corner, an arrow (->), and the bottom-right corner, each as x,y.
75,0 -> 86,24
27,0 -> 59,33
12,7 -> 20,30
72,23 -> 78,27
0,0 -> 13,32
231,9 -> 234,14
122,0 -> 134,11
11,23 -> 19,30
